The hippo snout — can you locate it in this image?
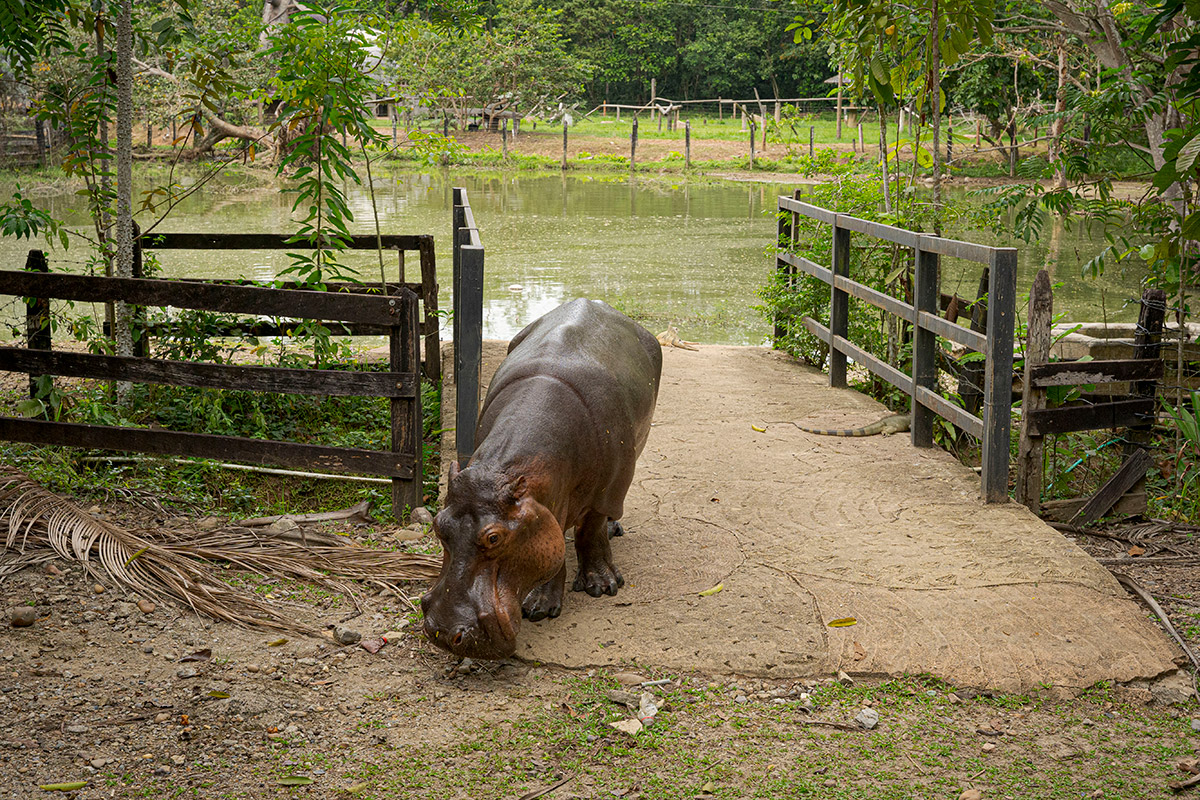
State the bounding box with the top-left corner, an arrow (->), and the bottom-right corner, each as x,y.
421,589 -> 518,660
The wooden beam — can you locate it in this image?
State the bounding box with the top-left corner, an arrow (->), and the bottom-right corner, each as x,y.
1016,270 -> 1052,512
1025,398 -> 1156,436
139,232 -> 430,251
0,347 -> 416,398
1071,448 -> 1154,526
1031,358 -> 1164,387
0,417 -> 414,479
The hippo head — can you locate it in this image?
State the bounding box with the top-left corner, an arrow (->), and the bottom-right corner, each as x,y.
420,463 -> 565,660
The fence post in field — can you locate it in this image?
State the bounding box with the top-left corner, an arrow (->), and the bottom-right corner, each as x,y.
391,288 -> 422,518
749,120 -> 756,167
24,249 -> 51,400
562,122 -> 568,170
418,237 -> 440,383
829,218 -> 850,389
501,119 -> 508,160
631,117 -> 638,170
1015,269 -> 1052,511
911,238 -> 939,448
981,248 -> 1018,502
858,123 -> 864,152
809,126 -> 814,159
684,122 -> 691,169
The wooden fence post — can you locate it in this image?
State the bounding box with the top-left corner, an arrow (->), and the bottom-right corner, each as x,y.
829,217 -> 850,389
131,221 -> 148,358
749,120 -> 756,167
1125,287 -> 1168,455
774,199 -> 794,347
911,238 -> 939,447
1015,269 -> 1052,511
24,249 -> 51,399
809,126 -> 814,159
501,119 -> 508,159
684,121 -> 691,169
391,288 -> 422,519
631,117 -> 638,170
562,122 -> 568,170
981,248 -> 1018,503
418,237 -> 440,383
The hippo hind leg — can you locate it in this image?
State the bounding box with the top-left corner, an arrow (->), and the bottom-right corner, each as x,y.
522,563 -> 565,622
572,511 -> 624,597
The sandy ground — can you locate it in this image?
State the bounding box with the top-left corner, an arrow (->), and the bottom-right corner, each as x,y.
442,341 -> 1182,693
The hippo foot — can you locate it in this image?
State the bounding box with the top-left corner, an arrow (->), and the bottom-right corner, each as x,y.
522,583 -> 563,622
572,563 -> 624,597
607,521 -> 625,539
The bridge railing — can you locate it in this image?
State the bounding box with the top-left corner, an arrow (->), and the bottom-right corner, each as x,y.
452,187 -> 485,466
774,195 -> 1017,503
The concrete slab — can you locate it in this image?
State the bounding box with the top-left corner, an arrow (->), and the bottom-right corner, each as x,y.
442,341 -> 1180,692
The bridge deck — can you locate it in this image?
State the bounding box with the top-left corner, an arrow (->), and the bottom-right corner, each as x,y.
444,343 -> 1178,692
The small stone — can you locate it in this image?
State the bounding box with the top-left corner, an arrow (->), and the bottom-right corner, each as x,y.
10,606 -> 36,628
982,742 -> 997,753
609,718 -> 643,736
853,708 -> 880,730
409,506 -> 434,526
93,584 -> 106,594
612,672 -> 648,686
137,599 -> 156,614
1191,719 -> 1200,733
380,627 -> 408,641
154,712 -> 170,723
65,724 -> 89,734
332,625 -> 361,646
265,518 -> 299,536
823,779 -> 836,787
959,790 -> 983,800
170,755 -> 186,766
111,602 -> 136,619
153,765 -> 171,776
297,657 -> 318,666
175,666 -> 198,679
247,664 -> 260,673
948,693 -> 962,704
90,757 -> 111,769
734,695 -> 749,705
44,564 -> 62,576
196,517 -> 221,530
837,670 -> 854,686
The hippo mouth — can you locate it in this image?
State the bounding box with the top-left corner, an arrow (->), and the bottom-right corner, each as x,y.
424,582 -> 521,661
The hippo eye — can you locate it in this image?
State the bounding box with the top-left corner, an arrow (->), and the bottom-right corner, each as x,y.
487,532 -> 500,545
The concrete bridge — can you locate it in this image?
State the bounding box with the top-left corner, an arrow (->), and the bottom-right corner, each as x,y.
443,342 -> 1181,694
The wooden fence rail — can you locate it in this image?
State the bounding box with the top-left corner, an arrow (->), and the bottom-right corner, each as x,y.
3,244 -> 428,518
452,187 -> 485,467
774,194 -> 1018,502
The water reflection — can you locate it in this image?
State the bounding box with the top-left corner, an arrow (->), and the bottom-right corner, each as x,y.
0,168 -> 1147,345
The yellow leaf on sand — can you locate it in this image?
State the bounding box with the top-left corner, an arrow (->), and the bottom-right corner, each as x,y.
699,583 -> 724,597
827,617 -> 857,627
751,424 -> 766,432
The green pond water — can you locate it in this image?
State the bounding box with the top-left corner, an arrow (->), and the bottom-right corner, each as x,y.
0,168 -> 1149,345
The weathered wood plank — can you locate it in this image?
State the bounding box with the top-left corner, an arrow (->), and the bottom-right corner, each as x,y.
0,417 -> 414,478
832,274 -> 914,322
0,271 -> 402,326
913,386 -> 984,439
803,317 -> 911,396
916,236 -> 1005,265
916,310 -> 987,352
911,242 -> 939,447
104,320 -> 398,338
828,223 -> 851,389
778,250 -> 832,285
835,214 -> 925,249
778,196 -> 837,224
24,249 -> 51,399
1016,270 -> 1052,511
139,232 -> 431,251
0,347 -> 416,398
391,289 -> 422,517
1031,358 -> 1164,387
1025,398 -> 1156,436
1042,490 -> 1147,522
981,250 -> 1017,503
1071,449 -> 1154,525
419,236 -> 441,384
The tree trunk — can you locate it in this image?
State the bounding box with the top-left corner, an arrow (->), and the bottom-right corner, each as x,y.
1051,43 -> 1068,189
879,109 -> 892,212
114,0 -> 134,399
930,0 -> 942,229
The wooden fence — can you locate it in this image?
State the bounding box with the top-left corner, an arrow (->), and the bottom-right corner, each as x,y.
2,233 -> 438,518
452,187 -> 485,466
774,195 -> 1018,503
1016,271 -> 1165,523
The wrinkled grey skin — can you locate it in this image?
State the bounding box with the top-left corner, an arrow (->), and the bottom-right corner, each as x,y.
421,299 -> 662,660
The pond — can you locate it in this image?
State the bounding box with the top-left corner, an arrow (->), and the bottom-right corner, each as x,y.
0,167 -> 1149,345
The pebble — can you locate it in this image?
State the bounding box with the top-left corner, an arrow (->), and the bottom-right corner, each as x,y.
10,606 -> 36,628
837,670 -> 854,686
982,742 -> 997,753
734,695 -> 749,705
1191,719 -> 1200,732
409,506 -> 434,526
612,672 -> 648,686
959,790 -> 983,800
65,724 -> 89,734
44,564 -> 62,576
154,713 -> 170,723
175,667 -> 198,679
137,599 -> 156,614
247,664 -> 260,673
93,584 -> 105,594
332,625 -> 361,645
153,765 -> 171,776
171,755 -> 186,766
853,708 -> 880,730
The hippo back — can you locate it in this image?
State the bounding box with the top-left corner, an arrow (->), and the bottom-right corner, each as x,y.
476,299 -> 661,520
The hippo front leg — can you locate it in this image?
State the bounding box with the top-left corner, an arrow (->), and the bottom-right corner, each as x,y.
522,563 -> 566,621
572,511 -> 624,597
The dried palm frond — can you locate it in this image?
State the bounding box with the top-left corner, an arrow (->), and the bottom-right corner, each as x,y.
0,466 -> 440,636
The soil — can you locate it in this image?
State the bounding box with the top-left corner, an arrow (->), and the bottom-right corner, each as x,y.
1,342 -> 1197,799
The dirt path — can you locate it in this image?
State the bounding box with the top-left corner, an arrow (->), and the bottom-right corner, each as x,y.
445,342 -> 1180,693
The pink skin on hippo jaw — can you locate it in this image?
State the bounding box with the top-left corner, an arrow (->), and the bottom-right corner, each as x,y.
420,465 -> 565,660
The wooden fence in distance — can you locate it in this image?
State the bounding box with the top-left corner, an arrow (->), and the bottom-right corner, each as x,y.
3,242 -> 430,518
774,195 -> 1018,503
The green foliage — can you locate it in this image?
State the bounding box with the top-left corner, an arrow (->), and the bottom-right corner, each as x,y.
407,130 -> 469,167
1164,391 -> 1200,520
0,185 -> 68,249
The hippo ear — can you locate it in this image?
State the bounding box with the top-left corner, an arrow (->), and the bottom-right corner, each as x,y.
502,475 -> 528,504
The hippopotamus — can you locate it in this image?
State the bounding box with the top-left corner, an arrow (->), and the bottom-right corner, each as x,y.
421,299 -> 662,660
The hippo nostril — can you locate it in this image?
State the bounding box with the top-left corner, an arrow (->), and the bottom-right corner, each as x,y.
451,630 -> 465,647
